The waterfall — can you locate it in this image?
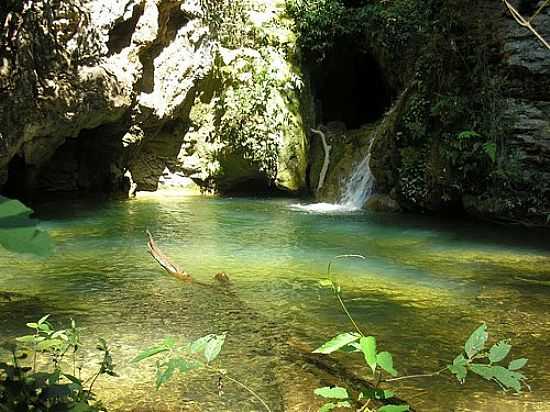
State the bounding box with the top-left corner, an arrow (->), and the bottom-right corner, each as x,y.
337,147 -> 375,210
290,140 -> 375,214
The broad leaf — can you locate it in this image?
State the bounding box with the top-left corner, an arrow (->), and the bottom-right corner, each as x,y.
508,358 -> 528,370
378,405 -> 410,412
191,334 -> 214,354
132,346 -> 169,363
453,354 -> 467,366
204,334 -> 225,363
493,365 -> 522,392
376,351 -> 398,377
313,332 -> 360,354
360,336 -> 377,374
0,196 -> 54,256
464,323 -> 488,359
488,340 -> 511,363
314,386 -> 349,399
470,364 -> 494,380
319,401 -> 351,412
448,364 -> 467,383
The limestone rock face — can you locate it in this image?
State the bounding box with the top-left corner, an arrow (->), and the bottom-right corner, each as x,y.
0,0 -> 308,197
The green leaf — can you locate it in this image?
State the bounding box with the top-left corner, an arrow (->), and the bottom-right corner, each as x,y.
313,332 -> 360,354
16,335 -> 38,343
172,357 -> 200,373
360,336 -> 377,374
314,386 -> 349,399
132,346 -> 169,363
493,365 -> 522,392
483,142 -> 497,162
457,130 -> 481,140
448,364 -> 467,383
38,314 -> 50,325
36,338 -> 64,351
319,403 -> 337,412
508,358 -> 528,370
155,359 -> 177,389
0,196 -> 54,256
488,340 -> 511,363
378,405 -> 410,412
204,334 -> 225,363
469,364 -> 494,380
376,351 -> 398,377
191,334 -> 214,354
453,354 -> 467,366
464,323 -> 487,358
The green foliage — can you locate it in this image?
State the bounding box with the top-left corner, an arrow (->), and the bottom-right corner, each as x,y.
0,315 -> 114,411
312,332 -> 360,354
313,257 -> 530,411
447,323 -> 529,393
286,0 -> 420,61
0,196 -> 54,256
133,333 -> 226,389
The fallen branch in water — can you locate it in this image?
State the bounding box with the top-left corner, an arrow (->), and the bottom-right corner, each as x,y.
146,230 -> 232,286
146,230 -> 192,282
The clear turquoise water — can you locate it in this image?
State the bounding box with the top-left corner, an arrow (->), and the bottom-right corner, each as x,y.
1,195 -> 550,411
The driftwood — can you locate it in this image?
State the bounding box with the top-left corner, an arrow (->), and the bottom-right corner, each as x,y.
146,230 -> 192,282
311,128 -> 331,193
146,230 -> 232,287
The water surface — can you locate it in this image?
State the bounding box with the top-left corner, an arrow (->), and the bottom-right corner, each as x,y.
1,195 -> 550,411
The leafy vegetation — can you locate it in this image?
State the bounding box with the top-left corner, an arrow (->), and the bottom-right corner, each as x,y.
313,256 -> 529,411
0,315 -> 115,411
134,333 -> 272,411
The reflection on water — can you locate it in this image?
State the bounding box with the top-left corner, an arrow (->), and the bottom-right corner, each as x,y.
1,195 -> 550,411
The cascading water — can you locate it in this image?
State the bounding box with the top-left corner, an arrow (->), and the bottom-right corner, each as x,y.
338,148 -> 375,210
291,140 -> 375,213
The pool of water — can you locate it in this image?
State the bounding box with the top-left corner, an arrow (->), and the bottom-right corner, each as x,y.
1,195 -> 550,411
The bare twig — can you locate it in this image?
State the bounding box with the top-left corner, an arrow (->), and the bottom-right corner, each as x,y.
311,128 -> 331,193
502,0 -> 550,50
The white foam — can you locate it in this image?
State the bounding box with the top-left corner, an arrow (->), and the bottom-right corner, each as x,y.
289,202 -> 361,214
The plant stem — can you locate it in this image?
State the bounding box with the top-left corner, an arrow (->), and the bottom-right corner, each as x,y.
382,366 -> 448,382
87,370 -> 101,400
336,291 -> 364,337
206,366 -> 272,412
327,255 -> 367,336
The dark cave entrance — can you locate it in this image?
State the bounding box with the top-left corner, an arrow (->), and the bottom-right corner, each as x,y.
1,125 -> 128,201
311,46 -> 394,129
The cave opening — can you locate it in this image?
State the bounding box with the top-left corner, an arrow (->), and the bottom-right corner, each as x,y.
311,45 -> 394,129
1,125 -> 129,201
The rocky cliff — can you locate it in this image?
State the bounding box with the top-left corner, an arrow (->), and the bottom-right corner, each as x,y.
0,0 -> 308,198
293,0 -> 549,225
